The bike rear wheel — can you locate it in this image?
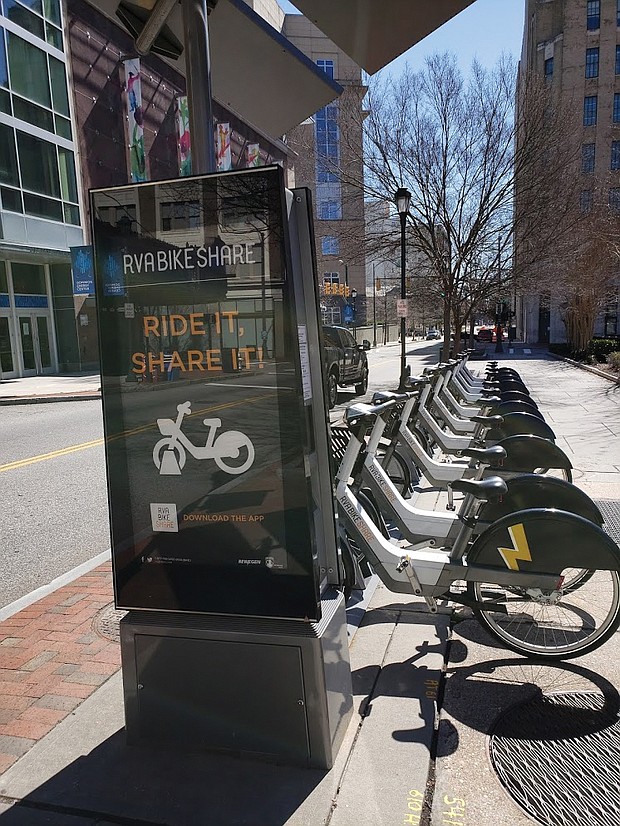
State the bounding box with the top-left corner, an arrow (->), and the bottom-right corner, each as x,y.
378,447 -> 413,497
468,568 -> 620,659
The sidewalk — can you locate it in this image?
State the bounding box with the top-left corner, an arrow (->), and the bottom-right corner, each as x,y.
0,373 -> 101,405
0,350 -> 619,825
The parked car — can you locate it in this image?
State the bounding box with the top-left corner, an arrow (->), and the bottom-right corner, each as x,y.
476,327 -> 494,342
476,326 -> 508,342
425,330 -> 441,340
322,325 -> 370,409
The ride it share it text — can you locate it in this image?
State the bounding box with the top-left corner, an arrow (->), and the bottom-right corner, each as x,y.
131,310 -> 265,375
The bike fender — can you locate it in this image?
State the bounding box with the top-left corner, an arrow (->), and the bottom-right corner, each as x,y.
479,474 -> 603,527
468,509 -> 620,574
489,402 -> 544,420
490,435 -> 572,472
487,412 -> 556,443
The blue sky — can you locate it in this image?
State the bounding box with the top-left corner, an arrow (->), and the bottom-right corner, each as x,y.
279,0 -> 525,75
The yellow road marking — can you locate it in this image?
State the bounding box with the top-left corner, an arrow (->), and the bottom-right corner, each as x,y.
0,392 -> 275,473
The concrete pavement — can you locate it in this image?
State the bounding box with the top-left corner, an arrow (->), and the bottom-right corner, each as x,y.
0,348 -> 619,825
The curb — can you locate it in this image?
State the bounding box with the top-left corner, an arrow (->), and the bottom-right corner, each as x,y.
0,393 -> 101,405
547,351 -> 620,385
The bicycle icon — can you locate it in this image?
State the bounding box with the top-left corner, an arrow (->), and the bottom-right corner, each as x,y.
152,401 -> 256,476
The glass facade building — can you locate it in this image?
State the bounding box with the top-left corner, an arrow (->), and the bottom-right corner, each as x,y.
0,0 -> 83,378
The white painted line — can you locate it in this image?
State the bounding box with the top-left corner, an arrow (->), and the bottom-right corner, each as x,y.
0,550 -> 111,622
205,382 -> 281,390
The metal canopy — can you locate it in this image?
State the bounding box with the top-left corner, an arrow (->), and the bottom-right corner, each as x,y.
88,0 -> 342,137
291,0 -> 476,75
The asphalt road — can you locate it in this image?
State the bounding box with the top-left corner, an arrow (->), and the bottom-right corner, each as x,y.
0,400 -> 108,609
0,338 -> 443,610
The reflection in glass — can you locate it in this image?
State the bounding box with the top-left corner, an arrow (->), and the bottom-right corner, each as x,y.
92,169 -> 319,619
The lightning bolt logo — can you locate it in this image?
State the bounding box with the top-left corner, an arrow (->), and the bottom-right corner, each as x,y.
498,523 -> 532,571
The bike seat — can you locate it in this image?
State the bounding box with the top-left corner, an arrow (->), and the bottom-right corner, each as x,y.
371,391 -> 410,404
482,395 -> 501,405
449,476 -> 507,502
461,445 -> 507,463
406,375 -> 430,386
471,414 -> 504,426
345,400 -> 396,428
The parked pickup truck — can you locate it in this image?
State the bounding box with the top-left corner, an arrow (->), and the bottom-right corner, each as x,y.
322,325 -> 370,409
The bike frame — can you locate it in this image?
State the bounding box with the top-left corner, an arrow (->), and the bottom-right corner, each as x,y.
334,413 -> 560,602
158,410 -> 222,459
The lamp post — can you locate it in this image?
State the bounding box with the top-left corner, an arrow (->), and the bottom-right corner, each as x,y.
395,187 -> 412,391
495,234 -> 503,354
372,262 -> 377,347
351,288 -> 357,339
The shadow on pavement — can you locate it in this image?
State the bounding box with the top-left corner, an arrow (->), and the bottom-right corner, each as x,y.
0,729 -> 326,825
439,619 -> 620,738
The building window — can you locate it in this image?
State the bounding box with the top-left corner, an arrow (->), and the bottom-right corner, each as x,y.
612,141 -> 620,170
544,57 -> 553,77
17,131 -> 59,198
323,272 -> 339,285
4,32 -> 71,138
582,143 -> 596,172
0,122 -> 19,188
617,0 -> 620,26
7,32 -> 51,109
585,47 -> 599,78
160,200 -> 201,231
587,0 -> 600,30
315,102 -> 339,182
580,190 -> 593,213
316,59 -> 334,79
584,95 -> 598,126
318,199 -> 342,220
614,94 -> 620,123
315,59 -> 340,189
609,187 -> 620,212
321,236 -> 339,256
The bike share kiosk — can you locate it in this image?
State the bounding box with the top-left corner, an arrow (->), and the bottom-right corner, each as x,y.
91,167 -> 352,768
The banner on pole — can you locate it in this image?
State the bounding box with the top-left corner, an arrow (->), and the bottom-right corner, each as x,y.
176,96 -> 192,177
70,246 -> 95,295
216,122 -> 232,171
247,143 -> 260,167
124,58 -> 147,182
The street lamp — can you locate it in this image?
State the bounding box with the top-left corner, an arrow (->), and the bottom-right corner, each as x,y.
495,234 -> 503,354
395,186 -> 411,390
372,262 -> 377,347
351,288 -> 357,339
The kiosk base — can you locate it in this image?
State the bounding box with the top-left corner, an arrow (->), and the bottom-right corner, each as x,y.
120,589 -> 352,769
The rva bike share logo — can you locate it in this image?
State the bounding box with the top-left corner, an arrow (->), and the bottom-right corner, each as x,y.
152,401 -> 256,476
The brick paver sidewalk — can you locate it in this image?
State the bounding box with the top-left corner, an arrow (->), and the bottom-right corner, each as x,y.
0,564 -> 119,774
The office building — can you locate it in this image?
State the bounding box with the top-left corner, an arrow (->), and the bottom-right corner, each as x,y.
517,0 -> 620,343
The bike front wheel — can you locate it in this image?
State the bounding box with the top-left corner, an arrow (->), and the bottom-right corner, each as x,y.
468,568 -> 620,660
213,432 -> 255,475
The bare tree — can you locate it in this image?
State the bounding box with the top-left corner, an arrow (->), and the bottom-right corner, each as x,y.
292,53 -> 579,359
526,197 -> 620,353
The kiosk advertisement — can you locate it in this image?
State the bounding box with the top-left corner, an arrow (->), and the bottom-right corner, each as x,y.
92,168 -> 322,620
